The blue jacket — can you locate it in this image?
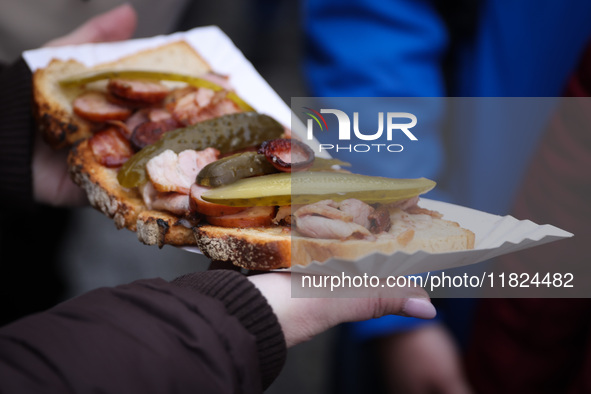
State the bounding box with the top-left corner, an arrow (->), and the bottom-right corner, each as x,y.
302,0 -> 591,340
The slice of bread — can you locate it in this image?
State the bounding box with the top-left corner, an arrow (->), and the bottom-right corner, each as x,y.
39,39 -> 475,271
195,211 -> 475,270
194,226 -> 292,270
33,41 -> 212,149
291,215 -> 474,266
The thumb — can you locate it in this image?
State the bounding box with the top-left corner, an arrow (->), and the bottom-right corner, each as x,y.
43,3 -> 137,47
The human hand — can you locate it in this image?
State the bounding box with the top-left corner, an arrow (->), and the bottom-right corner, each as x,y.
32,4 -> 137,206
42,4 -> 137,48
248,273 -> 437,348
377,323 -> 473,394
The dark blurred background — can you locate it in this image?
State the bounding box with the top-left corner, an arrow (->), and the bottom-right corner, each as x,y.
177,0 -> 308,104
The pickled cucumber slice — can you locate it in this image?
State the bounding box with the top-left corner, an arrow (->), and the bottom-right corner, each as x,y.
59,70 -> 254,111
196,154 -> 350,188
117,112 -> 284,188
200,171 -> 436,206
309,158 -> 351,171
196,151 -> 277,187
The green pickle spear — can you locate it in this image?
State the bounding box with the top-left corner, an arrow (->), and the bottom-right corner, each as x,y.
196,154 -> 352,187
308,158 -> 351,171
200,171 -> 436,207
117,112 -> 284,188
196,151 -> 277,187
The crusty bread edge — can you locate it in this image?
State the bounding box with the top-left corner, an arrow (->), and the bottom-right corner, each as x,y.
68,139 -> 195,247
194,226 -> 292,270
33,59 -> 90,149
195,217 -> 475,270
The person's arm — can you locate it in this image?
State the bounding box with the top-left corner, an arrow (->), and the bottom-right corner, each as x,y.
0,6 -> 437,391
0,270 -> 284,393
0,269 -> 436,393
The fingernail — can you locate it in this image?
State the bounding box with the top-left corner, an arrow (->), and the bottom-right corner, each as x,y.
402,298 -> 437,319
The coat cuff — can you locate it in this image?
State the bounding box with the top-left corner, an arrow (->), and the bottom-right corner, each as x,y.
171,270 -> 287,389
